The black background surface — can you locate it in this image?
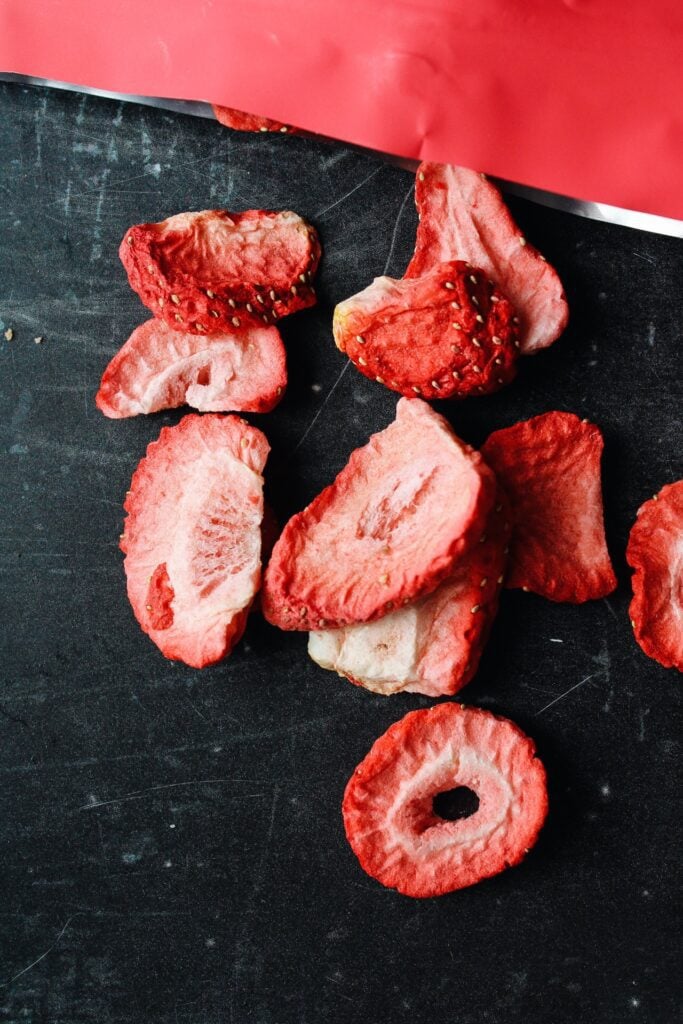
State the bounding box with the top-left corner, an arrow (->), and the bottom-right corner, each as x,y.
0,83 -> 681,1024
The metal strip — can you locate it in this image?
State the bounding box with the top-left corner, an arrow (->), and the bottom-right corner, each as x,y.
3,73 -> 682,239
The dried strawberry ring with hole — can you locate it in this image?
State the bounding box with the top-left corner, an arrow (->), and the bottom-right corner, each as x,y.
343,703 -> 548,897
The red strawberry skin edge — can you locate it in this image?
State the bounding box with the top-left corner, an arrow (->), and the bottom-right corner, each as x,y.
343,703 -> 548,898
626,480 -> 683,672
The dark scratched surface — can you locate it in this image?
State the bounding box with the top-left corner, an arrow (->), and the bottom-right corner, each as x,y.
0,83 -> 681,1024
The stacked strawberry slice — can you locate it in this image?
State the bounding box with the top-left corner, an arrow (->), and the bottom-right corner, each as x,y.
262,401 -> 616,698
101,205 -> 321,667
261,398 -> 618,896
97,207 -> 320,417
334,162 -> 569,399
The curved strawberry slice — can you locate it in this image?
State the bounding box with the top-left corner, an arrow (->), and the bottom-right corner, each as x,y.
343,703 -> 548,897
121,414 -> 269,668
482,412 -> 616,603
627,480 -> 683,672
262,398 -> 496,631
96,319 -> 286,418
120,209 -> 320,334
333,261 -> 520,400
212,104 -> 300,135
406,163 -> 568,355
308,493 -> 511,696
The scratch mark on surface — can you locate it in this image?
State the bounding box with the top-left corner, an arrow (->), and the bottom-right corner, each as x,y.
535,674 -> 596,716
33,94 -> 48,171
89,168 -> 111,264
314,165 -> 382,219
63,179 -> 72,219
289,360 -> 351,455
230,784 -> 281,1023
185,695 -> 209,723
637,706 -> 650,742
602,597 -> 618,621
1,914 -> 82,987
79,777 -> 261,811
632,250 -> 655,266
75,94 -> 88,125
289,179 -> 414,457
382,182 -> 415,276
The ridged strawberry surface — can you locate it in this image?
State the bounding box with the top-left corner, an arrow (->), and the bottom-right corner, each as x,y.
343,703 -> 548,897
212,104 -> 301,135
309,492 -> 511,697
406,163 -> 568,355
121,414 -> 269,668
627,480 -> 683,672
333,261 -> 520,400
120,209 -> 320,334
482,411 -> 616,603
262,398 -> 496,630
96,319 -> 286,418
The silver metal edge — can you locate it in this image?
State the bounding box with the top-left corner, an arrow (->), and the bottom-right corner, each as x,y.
2,73 -> 682,239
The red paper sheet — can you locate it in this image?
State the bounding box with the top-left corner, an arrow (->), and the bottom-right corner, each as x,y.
1,0 -> 681,219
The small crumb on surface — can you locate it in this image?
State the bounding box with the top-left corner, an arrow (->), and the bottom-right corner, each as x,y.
34,336 -> 44,344
4,328 -> 14,341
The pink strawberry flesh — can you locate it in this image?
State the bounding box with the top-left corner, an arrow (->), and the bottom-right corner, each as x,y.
343,703 -> 548,897
121,414 -> 269,668
309,494 -> 511,696
261,398 -> 496,630
96,319 -> 286,418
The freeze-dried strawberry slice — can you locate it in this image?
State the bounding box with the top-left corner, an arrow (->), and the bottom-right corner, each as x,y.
121,414 -> 269,668
96,319 -> 286,418
309,493 -> 511,696
120,209 -> 320,334
333,261 -> 520,400
626,481 -> 683,672
343,703 -> 548,897
482,412 -> 616,602
406,163 -> 568,355
212,104 -> 300,135
262,398 -> 496,630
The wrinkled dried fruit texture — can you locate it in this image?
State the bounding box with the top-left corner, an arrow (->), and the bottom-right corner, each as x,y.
262,398 -> 495,630
96,319 -> 286,418
309,493 -> 511,696
406,163 -> 568,355
333,261 -> 520,400
482,411 -> 616,602
626,480 -> 683,672
212,104 -> 300,135
121,414 -> 269,668
120,209 -> 320,334
343,703 -> 548,897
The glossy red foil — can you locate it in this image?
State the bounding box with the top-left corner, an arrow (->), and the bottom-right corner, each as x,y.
0,0 -> 681,218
